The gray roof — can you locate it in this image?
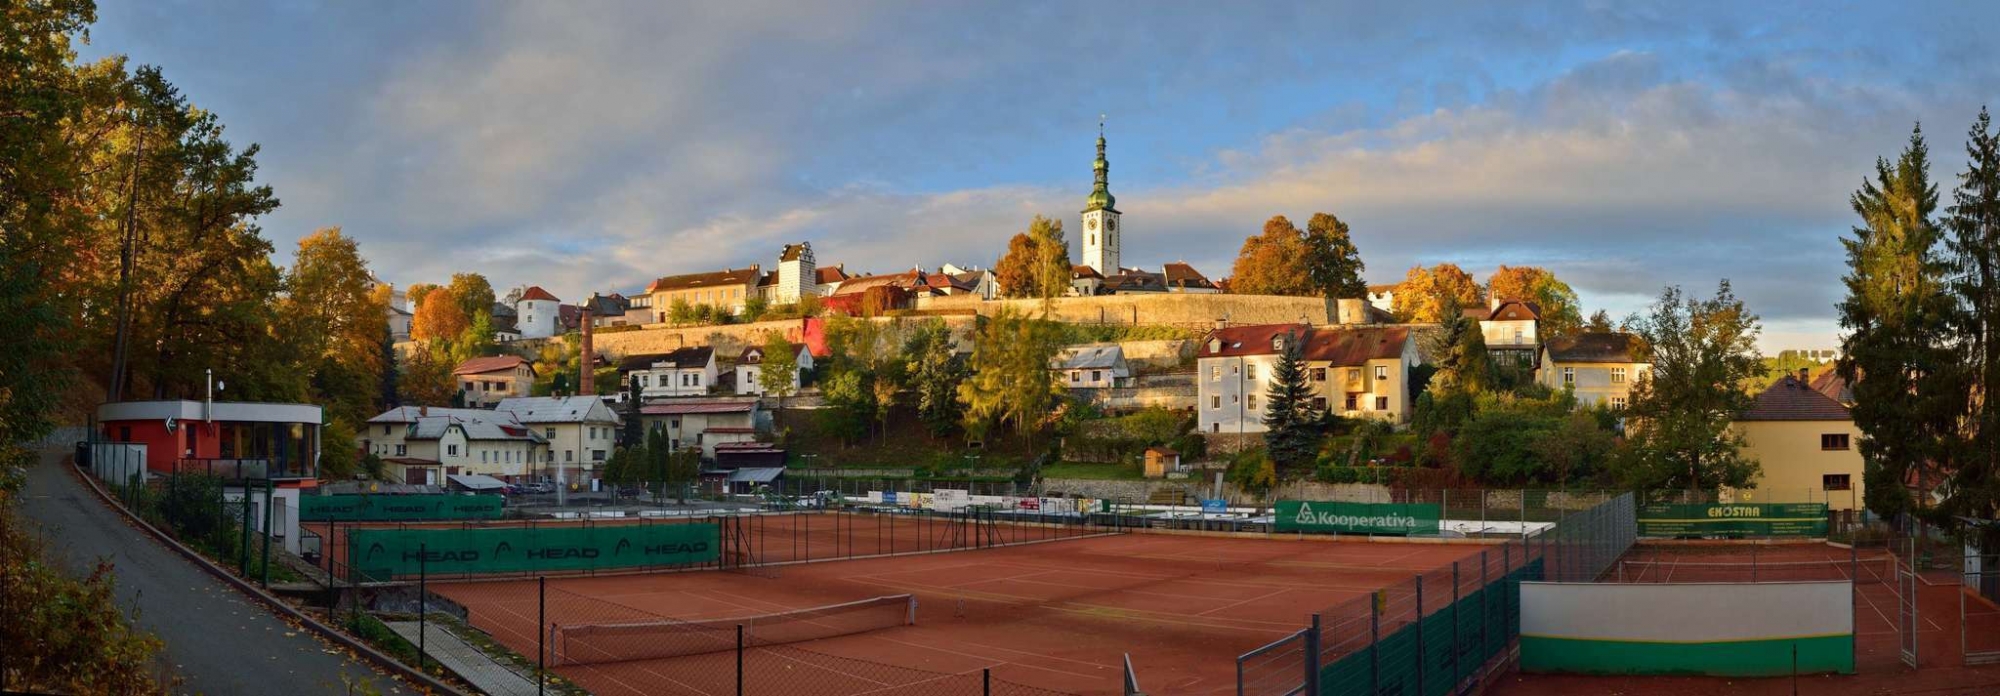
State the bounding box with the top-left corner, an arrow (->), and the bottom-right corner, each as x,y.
493,396 -> 622,425
446,473 -> 509,490
726,467 -> 786,483
406,415 -> 546,443
368,406 -> 492,424
1055,343 -> 1127,370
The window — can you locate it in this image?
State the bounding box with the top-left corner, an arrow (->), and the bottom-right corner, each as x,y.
670,418 -> 681,429
1231,394 -> 1239,404
381,425 -> 391,435
481,451 -> 488,463
545,427 -> 555,439
1375,396 -> 1388,411
118,426 -> 131,442
1211,396 -> 1221,409
1310,368 -> 1326,382
1823,474 -> 1852,491
1232,364 -> 1240,374
1071,371 -> 1081,383
592,450 -> 606,461
1212,365 -> 1221,380
1821,433 -> 1851,451
1562,367 -> 1575,385
395,444 -> 406,456
1091,370 -> 1102,382
1374,365 -> 1388,381
1612,367 -> 1627,384
1247,394 -> 1258,410
1245,364 -> 1257,380
565,450 -> 574,462
1344,394 -> 1358,410
1609,396 -> 1626,410
447,444 -> 459,456
1311,397 -> 1327,411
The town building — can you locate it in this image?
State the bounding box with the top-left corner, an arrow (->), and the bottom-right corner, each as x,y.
1053,343 -> 1132,389
1079,124 -> 1122,275
453,355 -> 536,408
1366,283 -> 1400,313
1196,323 -> 1420,434
95,399 -> 327,554
387,304 -> 412,341
1733,370 -> 1864,510
395,414 -> 546,486
1163,262 -> 1221,293
620,347 -> 719,399
735,343 -> 814,396
495,396 -> 622,488
640,266 -> 762,320
1536,332 -> 1649,409
633,399 -> 764,458
1469,298 -> 1541,368
515,286 -> 561,338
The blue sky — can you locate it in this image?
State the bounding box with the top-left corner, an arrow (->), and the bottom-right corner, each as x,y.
78,1 -> 2000,350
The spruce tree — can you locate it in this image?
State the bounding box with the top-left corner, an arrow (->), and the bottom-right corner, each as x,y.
1944,108 -> 2000,547
1262,329 -> 1320,474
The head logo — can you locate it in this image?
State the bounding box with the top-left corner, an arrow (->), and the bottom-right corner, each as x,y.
494,541 -> 515,557
365,542 -> 387,561
614,538 -> 633,556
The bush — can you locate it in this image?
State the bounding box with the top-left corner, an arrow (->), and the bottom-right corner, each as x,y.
2,495 -> 169,693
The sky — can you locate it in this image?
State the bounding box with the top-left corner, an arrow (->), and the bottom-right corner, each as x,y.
76,1 -> 2000,351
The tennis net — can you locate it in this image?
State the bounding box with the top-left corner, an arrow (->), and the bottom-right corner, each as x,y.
550,594 -> 917,666
1615,556 -> 1893,584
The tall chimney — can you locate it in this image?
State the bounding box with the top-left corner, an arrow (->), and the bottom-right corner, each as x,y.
579,295 -> 597,395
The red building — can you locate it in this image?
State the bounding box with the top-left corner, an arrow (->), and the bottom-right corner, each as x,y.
96,400 -> 325,484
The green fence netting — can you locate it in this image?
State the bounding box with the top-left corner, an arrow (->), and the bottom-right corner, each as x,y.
348,522 -> 719,578
1316,558 -> 1544,696
1274,500 -> 1443,535
301,494 -> 505,521
1636,502 -> 1828,537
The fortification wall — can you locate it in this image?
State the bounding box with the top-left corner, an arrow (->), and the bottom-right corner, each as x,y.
916,293 -> 1333,327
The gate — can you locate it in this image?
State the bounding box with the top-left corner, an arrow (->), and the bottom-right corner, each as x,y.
1965,559 -> 2000,665
1899,538 -> 1919,669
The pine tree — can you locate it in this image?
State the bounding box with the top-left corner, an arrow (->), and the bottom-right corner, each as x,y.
1943,108 -> 2000,546
1262,329 -> 1320,474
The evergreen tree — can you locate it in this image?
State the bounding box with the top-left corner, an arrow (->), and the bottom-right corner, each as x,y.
1262,329 -> 1320,474
903,320 -> 967,438
1943,108 -> 2000,545
1424,295 -> 1491,393
1837,123 -> 1958,521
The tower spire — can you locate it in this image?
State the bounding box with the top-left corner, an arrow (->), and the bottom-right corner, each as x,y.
1086,116 -> 1116,213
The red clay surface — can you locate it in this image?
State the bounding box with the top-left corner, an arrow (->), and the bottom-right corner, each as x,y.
431,525 -> 1493,695
1493,541 -> 2000,696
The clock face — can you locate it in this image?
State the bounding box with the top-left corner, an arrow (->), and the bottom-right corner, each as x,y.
1086,218 -> 1098,231
1106,218 -> 1117,231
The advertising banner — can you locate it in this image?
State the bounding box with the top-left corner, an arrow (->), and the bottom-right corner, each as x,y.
300,494 -> 504,522
348,523 -> 720,578
1273,500 -> 1441,535
1636,503 -> 1828,537
1201,499 -> 1227,514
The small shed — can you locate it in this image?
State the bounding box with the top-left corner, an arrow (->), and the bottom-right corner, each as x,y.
1142,447 -> 1182,479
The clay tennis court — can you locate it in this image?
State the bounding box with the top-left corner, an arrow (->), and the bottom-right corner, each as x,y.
430,524 -> 1496,695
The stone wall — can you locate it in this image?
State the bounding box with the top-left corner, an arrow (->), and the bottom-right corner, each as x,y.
1076,373 -> 1197,412
916,293 -> 1333,327
511,315 -> 978,361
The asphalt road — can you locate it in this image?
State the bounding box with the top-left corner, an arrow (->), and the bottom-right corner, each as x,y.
17,450 -> 409,695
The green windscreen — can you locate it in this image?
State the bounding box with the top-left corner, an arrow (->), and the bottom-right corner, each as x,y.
300,494 -> 505,521
348,523 -> 720,578
1274,500 -> 1442,535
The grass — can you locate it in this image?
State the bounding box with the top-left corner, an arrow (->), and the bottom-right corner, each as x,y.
1040,461 -> 1147,480
778,405 -> 1041,472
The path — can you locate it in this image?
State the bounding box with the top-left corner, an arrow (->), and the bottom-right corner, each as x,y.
386,622 -> 538,696
16,449 -> 408,695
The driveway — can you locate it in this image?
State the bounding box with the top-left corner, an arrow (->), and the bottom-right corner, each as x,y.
15,450 -> 410,695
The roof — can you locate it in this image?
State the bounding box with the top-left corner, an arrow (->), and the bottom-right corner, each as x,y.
1055,343 -> 1126,370
1101,271 -> 1168,293
453,355 -> 531,376
644,267 -> 761,294
1544,332 -> 1642,364
737,343 -> 800,365
779,243 -> 809,262
367,406 -> 493,424
1482,300 -> 1541,322
1071,265 -> 1104,280
619,347 -> 714,372
1199,324 -> 1411,366
519,286 -> 560,302
816,266 -> 851,284
727,467 -> 786,483
1145,446 -> 1179,457
406,415 -> 545,442
1810,368 -> 1855,405
446,473 -> 509,491
1740,374 -> 1853,421
1367,283 -> 1401,295
1162,262 -> 1217,290
639,400 -> 757,415
492,396 -> 621,425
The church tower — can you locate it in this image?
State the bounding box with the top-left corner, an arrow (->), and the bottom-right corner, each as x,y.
1080,121 -> 1121,275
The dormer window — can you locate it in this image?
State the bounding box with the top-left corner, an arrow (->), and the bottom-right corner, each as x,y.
1271,335 -> 1286,351
1208,338 -> 1221,354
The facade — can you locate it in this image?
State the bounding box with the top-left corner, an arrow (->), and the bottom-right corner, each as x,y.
1070,265 -> 1105,296
735,343 -> 814,396
816,265 -> 854,296
1471,299 -> 1541,368
1196,324 -> 1420,434
398,415 -> 546,486
635,399 -> 763,458
1079,126 -> 1122,275
453,355 -> 536,408
775,243 -> 816,304
97,399 -> 326,555
1053,343 -> 1133,389
1536,332 -> 1649,409
363,406 -> 489,460
387,304 -> 412,341
495,396 -> 622,488
515,286 -> 561,338
642,266 -> 762,320
940,264 -> 998,300
621,347 -> 719,399
1367,283 -> 1400,313
1733,371 -> 1865,510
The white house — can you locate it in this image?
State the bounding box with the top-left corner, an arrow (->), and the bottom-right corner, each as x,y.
391,413 -> 547,486
495,396 -> 623,488
940,264 -> 999,300
515,286 -> 562,339
635,399 -> 763,458
1053,343 -> 1132,389
735,343 -> 814,396
1196,324 -> 1420,434
1470,298 -> 1540,369
387,304 -> 412,341
620,347 -> 718,399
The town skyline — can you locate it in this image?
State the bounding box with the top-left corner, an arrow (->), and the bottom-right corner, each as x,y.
77,1 -> 2000,351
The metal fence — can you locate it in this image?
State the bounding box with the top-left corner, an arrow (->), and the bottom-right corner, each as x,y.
1236,492 -> 1636,696
75,446 -> 289,586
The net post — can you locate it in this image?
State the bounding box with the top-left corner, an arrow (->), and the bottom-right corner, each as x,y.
1451,561 -> 1461,682
1305,613 -> 1322,695
1369,588 -> 1380,693
261,476 -> 274,588
984,667 -> 991,696
1415,574 -> 1426,696
736,623 -> 745,696
538,576 -> 546,696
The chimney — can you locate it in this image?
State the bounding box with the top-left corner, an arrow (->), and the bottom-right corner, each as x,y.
1489,294 -> 1503,311
1797,367 -> 1810,386
579,295 -> 597,395
419,405 -> 428,417
1214,317 -> 1228,332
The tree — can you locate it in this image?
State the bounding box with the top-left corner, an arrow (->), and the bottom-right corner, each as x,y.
756,331 -> 800,409
957,309 -> 1064,445
1262,329 -> 1320,474
903,319 -> 967,438
447,272 -> 495,321
1838,123 -> 1958,522
1943,108 -> 2000,546
1584,309 -> 1615,332
667,298 -> 694,325
405,283 -> 439,310
1228,216 -> 1313,296
742,295 -> 769,322
1393,263 -> 1483,323
398,342 -> 457,406
1030,215 -> 1072,302
411,288 -> 469,341
1303,212 -> 1368,316
1423,295 -> 1492,394
281,227 -> 387,427
1614,282 -> 1765,491
1487,265 -> 1583,339
994,233 -> 1043,298
1529,410 -> 1617,487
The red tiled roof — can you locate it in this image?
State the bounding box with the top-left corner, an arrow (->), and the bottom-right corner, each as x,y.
1162,262 -> 1217,289
816,266 -> 851,284
644,267 -> 762,294
520,286 -> 559,302
1810,368 -> 1855,405
1071,265 -> 1104,280
1740,374 -> 1852,421
453,355 -> 529,376
639,401 -> 756,415
1367,283 -> 1401,294
1545,332 -> 1642,364
1199,324 -> 1410,366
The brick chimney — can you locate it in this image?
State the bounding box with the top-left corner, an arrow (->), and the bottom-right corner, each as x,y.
579,295 -> 596,395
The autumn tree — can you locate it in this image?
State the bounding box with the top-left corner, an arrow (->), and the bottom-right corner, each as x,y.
1584,309 -> 1615,332
411,288 -> 469,342
957,308 -> 1064,446
1487,265 -> 1583,338
1613,282 -> 1765,492
405,283 -> 439,309
1228,216 -> 1313,296
1393,263 -> 1483,323
1030,215 -> 1072,302
1303,212 -> 1368,313
447,272 -> 496,321
281,227 -> 389,425
756,331 -> 800,410
994,233 -> 1042,298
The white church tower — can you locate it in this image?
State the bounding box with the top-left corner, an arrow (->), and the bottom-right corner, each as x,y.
776,242 -> 816,304
1080,121 -> 1121,275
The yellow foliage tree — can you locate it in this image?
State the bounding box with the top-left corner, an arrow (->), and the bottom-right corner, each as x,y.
411,288 -> 469,342
1227,216 -> 1313,296
1393,263 -> 1483,323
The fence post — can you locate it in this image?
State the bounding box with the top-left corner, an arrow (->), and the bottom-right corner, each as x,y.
1480,550 -> 1490,662
736,623 -> 745,696
984,667 -> 991,696
240,484 -> 253,577
261,476 -> 274,588
538,576 -> 546,696
1369,591 -> 1380,694
1451,562 -> 1461,682
418,542 -> 427,674
1305,613 -> 1322,695
1415,574 -> 1426,696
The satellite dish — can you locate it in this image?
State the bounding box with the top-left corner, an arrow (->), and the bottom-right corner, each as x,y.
217,380 -> 226,391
